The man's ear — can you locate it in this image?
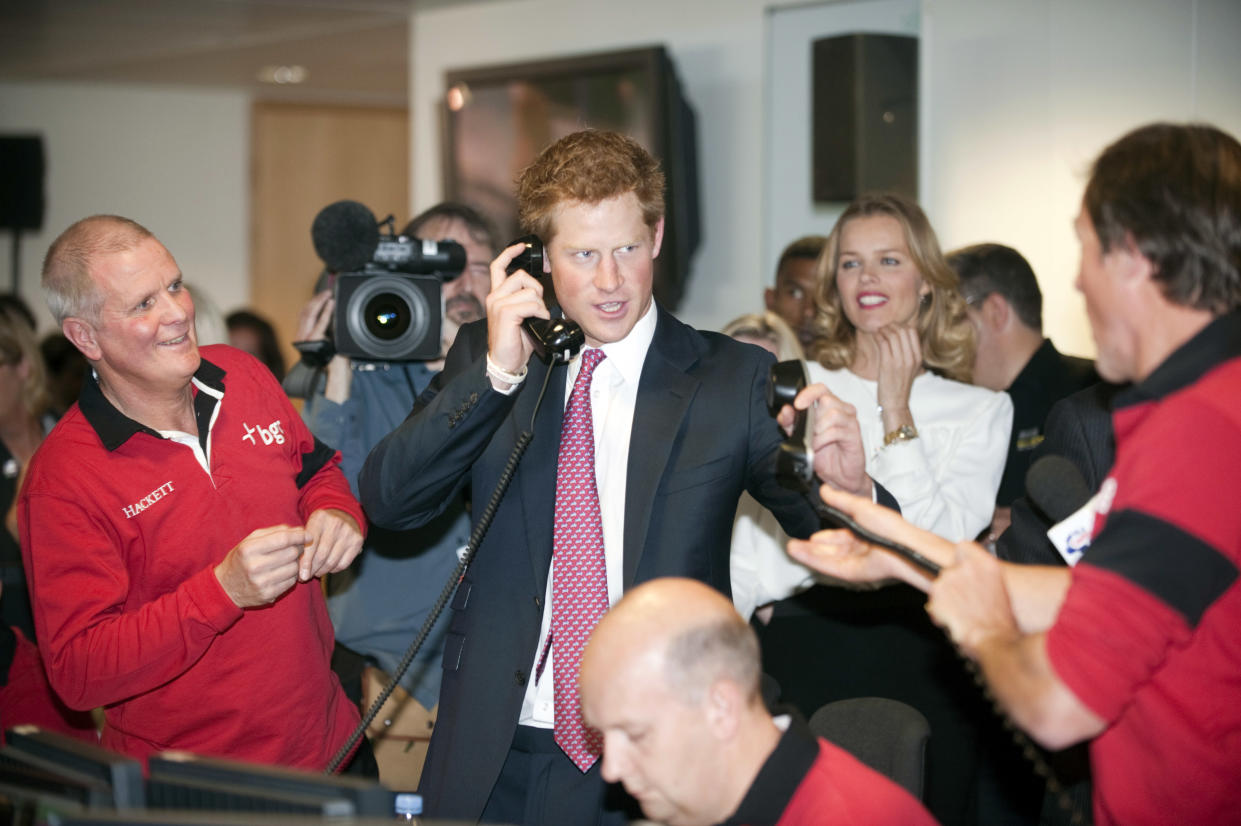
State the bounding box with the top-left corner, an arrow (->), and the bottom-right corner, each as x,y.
764,287 -> 777,312
63,317 -> 101,362
651,217 -> 665,260
705,679 -> 742,741
1113,232 -> 1154,286
14,354 -> 32,383
981,292 -> 1010,330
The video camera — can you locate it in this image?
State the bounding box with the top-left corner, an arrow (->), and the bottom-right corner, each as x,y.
304,200 -> 466,362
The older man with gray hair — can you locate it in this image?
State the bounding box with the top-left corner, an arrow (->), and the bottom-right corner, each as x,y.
19,215 -> 367,771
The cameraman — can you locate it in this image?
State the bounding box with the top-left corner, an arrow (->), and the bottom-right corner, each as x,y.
294,202 -> 497,783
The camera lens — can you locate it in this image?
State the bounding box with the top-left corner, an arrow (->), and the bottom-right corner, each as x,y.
340,273 -> 436,360
363,294 -> 412,341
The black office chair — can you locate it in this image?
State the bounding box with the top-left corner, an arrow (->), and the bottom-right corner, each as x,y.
808,696 -> 930,800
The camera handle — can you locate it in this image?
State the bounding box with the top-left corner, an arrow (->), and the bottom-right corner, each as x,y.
325,363 -> 559,774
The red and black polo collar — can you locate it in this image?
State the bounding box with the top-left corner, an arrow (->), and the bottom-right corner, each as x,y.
1114,310 -> 1241,410
78,357 -> 227,454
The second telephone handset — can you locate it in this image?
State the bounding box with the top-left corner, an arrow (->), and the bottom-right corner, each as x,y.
505,235 -> 585,364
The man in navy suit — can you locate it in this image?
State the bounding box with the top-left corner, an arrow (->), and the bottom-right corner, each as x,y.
360,130 -> 887,825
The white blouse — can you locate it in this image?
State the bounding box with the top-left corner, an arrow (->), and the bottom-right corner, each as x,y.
730,363 -> 1012,619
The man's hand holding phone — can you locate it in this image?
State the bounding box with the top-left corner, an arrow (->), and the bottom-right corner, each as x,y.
486,240 -> 549,387
775,381 -> 870,499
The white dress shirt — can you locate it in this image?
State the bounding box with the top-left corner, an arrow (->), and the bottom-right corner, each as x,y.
519,302 -> 657,727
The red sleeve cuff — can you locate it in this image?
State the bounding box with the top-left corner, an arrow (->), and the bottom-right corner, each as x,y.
184,566 -> 245,633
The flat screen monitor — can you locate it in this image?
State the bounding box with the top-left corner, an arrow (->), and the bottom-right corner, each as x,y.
0,749 -> 107,822
60,815 -> 478,826
146,751 -> 395,817
4,726 -> 144,810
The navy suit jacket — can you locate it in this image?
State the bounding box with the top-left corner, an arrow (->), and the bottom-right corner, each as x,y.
360,305 -> 850,819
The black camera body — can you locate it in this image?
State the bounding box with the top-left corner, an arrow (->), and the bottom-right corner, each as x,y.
333,235 -> 466,361
334,267 -> 441,361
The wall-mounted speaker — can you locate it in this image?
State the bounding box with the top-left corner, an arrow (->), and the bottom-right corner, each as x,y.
812,34 -> 918,203
0,135 -> 46,231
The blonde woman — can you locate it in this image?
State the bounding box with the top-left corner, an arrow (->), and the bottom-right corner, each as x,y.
755,195 -> 1017,825
806,193 -> 1010,541
721,310 -> 805,362
1,306 -> 54,630
736,196 -> 1011,617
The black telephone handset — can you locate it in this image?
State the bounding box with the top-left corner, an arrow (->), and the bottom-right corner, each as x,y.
505,235 -> 585,364
768,359 -> 941,577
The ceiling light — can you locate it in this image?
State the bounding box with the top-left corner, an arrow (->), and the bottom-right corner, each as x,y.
446,83 -> 470,111
258,65 -> 308,85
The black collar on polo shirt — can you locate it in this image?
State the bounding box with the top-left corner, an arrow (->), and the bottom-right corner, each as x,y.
717,714 -> 819,826
79,357 -> 227,454
1115,310 -> 1241,410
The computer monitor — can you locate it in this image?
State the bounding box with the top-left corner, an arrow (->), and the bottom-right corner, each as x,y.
146,751 -> 395,817
59,814 -> 480,826
3,726 -> 144,810
0,749 -> 107,824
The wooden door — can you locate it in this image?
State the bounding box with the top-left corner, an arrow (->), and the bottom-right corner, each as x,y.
250,102 -> 409,376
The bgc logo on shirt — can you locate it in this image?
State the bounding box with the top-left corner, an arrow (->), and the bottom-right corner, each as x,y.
242,419 -> 285,447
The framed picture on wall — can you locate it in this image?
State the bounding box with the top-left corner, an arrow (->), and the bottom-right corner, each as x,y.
442,45 -> 700,310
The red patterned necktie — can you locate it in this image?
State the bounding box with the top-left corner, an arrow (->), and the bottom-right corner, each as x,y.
551,347 -> 608,772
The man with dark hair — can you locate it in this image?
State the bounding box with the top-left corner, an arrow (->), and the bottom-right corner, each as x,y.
402,202 -> 498,351
225,308 -> 286,379
293,201 -> 496,784
580,577 -> 936,826
995,381 -> 1121,567
791,122 -> 1241,826
360,130 -> 889,825
21,215 -> 366,769
40,333 -> 88,416
948,243 -> 1097,539
765,235 -> 826,349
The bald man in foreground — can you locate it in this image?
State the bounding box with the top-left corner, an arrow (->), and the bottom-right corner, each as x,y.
580,578 -> 936,826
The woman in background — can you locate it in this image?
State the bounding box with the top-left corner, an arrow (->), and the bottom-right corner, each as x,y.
721,310 -> 804,361
0,305 -> 97,742
736,194 -> 1012,615
1,303 -> 55,633
755,194 -> 1028,826
805,193 -> 1010,540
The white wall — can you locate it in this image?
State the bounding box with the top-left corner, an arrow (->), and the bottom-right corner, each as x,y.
411,0 -> 1241,353
922,0 -> 1241,357
0,83 -> 250,335
763,0 -> 919,280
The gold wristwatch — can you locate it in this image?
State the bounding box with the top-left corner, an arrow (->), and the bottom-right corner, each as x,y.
883,424 -> 919,447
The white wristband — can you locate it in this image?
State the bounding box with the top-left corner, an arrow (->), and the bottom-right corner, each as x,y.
486,354 -> 528,391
